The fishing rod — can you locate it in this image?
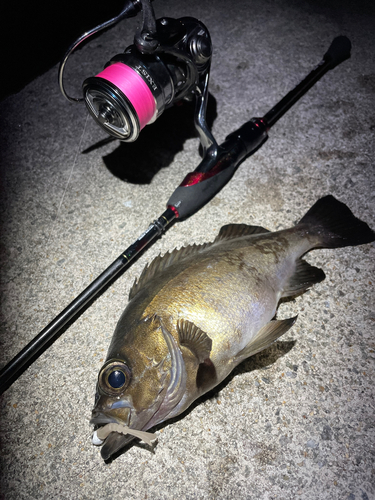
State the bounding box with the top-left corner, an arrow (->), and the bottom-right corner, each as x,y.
0,0 -> 351,394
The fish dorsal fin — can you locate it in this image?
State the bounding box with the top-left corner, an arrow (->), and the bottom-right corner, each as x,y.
177,319 -> 212,363
235,316 -> 297,364
129,243 -> 211,300
214,223 -> 270,243
129,223 -> 270,300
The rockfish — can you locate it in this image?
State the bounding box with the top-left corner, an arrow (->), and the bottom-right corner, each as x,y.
91,195 -> 374,459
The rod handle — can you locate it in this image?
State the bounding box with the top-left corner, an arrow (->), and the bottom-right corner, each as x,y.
167,118 -> 268,219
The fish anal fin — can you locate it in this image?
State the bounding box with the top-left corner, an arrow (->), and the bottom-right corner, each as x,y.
235,316 -> 297,363
282,259 -> 325,298
214,223 -> 270,243
177,319 -> 212,364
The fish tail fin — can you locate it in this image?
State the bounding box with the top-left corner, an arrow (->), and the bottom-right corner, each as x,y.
298,195 -> 375,248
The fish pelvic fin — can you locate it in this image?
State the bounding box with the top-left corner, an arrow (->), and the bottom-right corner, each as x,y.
177,319 -> 212,363
282,259 -> 326,298
298,195 -> 375,248
235,317 -> 297,364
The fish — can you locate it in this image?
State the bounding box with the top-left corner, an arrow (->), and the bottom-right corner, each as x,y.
91,195 -> 374,460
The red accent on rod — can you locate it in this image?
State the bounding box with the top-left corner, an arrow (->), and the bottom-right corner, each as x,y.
179,161 -> 226,187
167,205 -> 180,218
259,117 -> 270,132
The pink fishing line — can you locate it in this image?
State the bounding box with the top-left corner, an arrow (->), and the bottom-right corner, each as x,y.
97,63 -> 156,130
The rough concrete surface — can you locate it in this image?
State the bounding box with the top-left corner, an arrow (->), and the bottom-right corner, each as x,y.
0,0 -> 374,499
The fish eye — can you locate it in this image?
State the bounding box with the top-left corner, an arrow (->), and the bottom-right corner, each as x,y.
98,359 -> 131,396
108,370 -> 126,388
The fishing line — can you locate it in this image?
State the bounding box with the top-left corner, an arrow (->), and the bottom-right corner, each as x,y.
41,113 -> 89,255
57,114 -> 89,215
22,115 -> 90,307
17,114 -> 89,326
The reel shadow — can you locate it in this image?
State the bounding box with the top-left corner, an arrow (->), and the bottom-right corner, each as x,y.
101,93 -> 217,184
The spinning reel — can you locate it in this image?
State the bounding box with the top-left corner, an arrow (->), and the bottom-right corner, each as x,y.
59,0 -> 216,150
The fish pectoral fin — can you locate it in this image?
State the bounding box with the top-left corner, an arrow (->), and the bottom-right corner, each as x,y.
235,316 -> 298,363
177,319 -> 212,364
282,259 -> 325,298
214,223 -> 270,243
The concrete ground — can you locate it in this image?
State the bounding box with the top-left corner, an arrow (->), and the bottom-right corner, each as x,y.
0,0 -> 374,499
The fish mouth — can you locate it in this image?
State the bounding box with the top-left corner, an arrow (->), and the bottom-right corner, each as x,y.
90,411 -> 117,426
91,410 -> 136,460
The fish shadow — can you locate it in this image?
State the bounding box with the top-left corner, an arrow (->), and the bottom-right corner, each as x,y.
84,94 -> 218,185
106,339 -> 296,461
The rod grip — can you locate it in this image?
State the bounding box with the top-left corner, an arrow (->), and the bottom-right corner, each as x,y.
167,119 -> 268,219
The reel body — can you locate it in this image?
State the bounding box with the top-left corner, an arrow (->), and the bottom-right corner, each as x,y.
60,8 -> 212,143
83,17 -> 211,141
